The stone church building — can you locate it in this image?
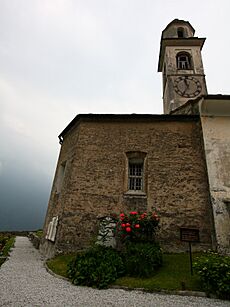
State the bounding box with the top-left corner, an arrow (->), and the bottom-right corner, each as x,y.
40,19 -> 230,258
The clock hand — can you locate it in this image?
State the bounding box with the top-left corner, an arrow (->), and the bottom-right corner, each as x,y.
182,79 -> 190,94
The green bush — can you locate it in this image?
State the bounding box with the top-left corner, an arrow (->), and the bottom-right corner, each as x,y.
123,242 -> 163,278
193,251 -> 230,299
0,236 -> 8,248
67,245 -> 125,289
1,237 -> 15,256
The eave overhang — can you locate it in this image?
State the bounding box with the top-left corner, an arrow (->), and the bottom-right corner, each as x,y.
58,113 -> 200,144
199,95 -> 230,116
170,94 -> 230,116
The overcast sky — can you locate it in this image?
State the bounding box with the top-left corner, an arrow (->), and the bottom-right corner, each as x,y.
0,0 -> 230,231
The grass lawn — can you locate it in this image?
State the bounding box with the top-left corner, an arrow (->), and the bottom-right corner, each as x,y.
47,252 -> 203,292
47,254 -> 76,278
115,253 -> 202,291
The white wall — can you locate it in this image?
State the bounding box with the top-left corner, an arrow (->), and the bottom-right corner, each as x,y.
201,111 -> 230,254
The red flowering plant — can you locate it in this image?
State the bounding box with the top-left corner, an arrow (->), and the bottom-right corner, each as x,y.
114,211 -> 160,243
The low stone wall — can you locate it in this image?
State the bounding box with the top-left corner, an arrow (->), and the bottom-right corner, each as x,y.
28,233 -> 41,249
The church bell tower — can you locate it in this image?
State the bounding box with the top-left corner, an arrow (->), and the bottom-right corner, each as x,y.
158,19 -> 208,114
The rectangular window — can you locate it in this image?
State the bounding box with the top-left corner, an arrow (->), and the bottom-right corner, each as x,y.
128,162 -> 143,191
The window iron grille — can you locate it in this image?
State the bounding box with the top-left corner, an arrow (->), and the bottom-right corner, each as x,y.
128,163 -> 143,191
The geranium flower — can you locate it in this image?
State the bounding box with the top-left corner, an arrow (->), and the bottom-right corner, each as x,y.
114,210 -> 160,243
152,212 -> 159,220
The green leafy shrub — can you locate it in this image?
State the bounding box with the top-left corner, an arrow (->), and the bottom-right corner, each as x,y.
193,251 -> 230,299
0,236 -> 15,267
67,245 -> 124,289
123,242 -> 163,278
0,236 -> 8,249
1,236 -> 15,256
0,236 -> 12,254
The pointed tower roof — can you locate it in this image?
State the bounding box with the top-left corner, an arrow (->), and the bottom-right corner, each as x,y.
158,19 -> 205,72
162,19 -> 195,38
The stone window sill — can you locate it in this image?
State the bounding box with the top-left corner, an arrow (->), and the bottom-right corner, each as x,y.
123,191 -> 147,198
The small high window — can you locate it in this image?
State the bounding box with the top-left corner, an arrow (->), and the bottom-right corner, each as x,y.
129,162 -> 143,191
177,27 -> 184,38
126,151 -> 147,193
176,52 -> 192,70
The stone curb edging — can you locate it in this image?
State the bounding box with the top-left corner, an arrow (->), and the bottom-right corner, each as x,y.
110,285 -> 209,298
44,261 -> 215,299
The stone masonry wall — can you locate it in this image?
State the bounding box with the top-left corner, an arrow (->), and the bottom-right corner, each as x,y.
41,116 -> 215,257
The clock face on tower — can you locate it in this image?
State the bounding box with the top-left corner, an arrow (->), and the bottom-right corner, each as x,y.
174,76 -> 202,98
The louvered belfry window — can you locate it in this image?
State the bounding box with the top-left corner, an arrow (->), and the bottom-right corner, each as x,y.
177,52 -> 192,70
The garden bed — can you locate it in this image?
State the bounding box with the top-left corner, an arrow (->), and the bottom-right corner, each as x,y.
47,252 -> 203,292
46,210 -> 229,298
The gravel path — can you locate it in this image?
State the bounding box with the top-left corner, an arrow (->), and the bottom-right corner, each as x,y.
0,237 -> 229,307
